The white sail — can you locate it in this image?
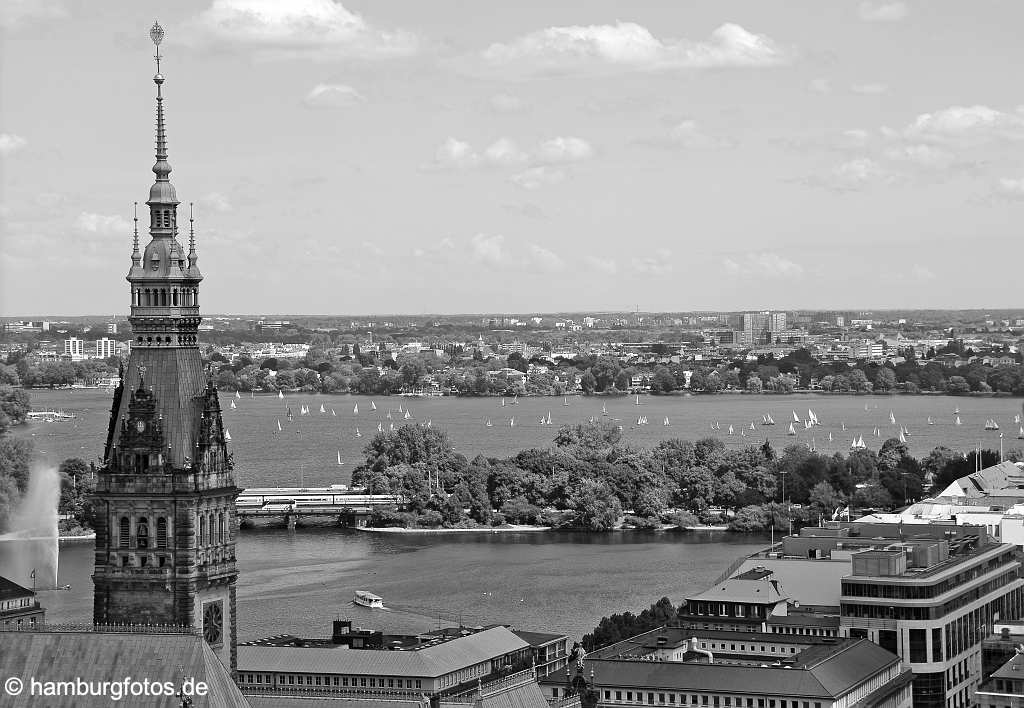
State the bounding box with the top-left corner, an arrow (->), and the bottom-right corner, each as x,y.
332,408 -> 336,416
386,411 -> 392,420
955,415 -> 961,425
602,404 -> 608,416
501,398 -> 506,407
792,410 -> 800,422
337,451 -> 342,465
927,416 -> 933,425
546,411 -> 553,425
510,417 -> 515,427
398,404 -> 404,414
899,430 -> 907,444
564,397 -> 569,406
224,429 -> 231,441
788,422 -> 797,436
728,425 -> 734,435
404,410 -> 411,420
1018,425 -> 1024,439
828,431 -> 833,442
889,410 -> 896,424
841,422 -> 846,431
377,422 -> 383,432
278,390 -> 284,399
230,400 -> 236,409
277,419 -> 282,431
235,391 -> 241,399
370,401 -> 377,411
389,422 -> 395,431
664,417 -> 670,426
750,422 -> 756,430
353,403 -> 359,414
320,404 -> 326,413
355,428 -> 361,437
767,414 -> 775,425
486,419 -> 492,427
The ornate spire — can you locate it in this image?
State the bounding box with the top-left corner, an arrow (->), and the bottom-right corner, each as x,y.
188,202 -> 199,269
150,21 -> 171,184
130,202 -> 141,266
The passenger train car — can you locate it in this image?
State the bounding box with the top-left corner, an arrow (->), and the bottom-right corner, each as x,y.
236,485 -> 403,509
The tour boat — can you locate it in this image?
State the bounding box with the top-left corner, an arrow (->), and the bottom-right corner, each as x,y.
787,422 -> 797,436
353,591 -> 384,609
224,429 -> 231,441
353,403 -> 359,415
230,400 -> 236,409
337,451 -> 343,465
278,390 -> 284,399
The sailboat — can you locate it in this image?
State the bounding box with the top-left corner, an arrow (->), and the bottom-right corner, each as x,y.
278,390 -> 284,399
501,398 -> 506,407
602,403 -> 608,417
224,429 -> 231,441
286,406 -> 293,421
386,410 -> 393,420
563,397 -> 569,406
828,431 -> 833,442
509,417 -> 515,427
337,451 -> 343,466
377,422 -> 383,432
230,400 -> 236,409
985,419 -> 1000,431
276,419 -> 282,432
898,429 -> 907,444
728,425 -> 734,436
589,416 -> 596,424
485,419 -> 492,427
426,419 -> 432,428
370,401 -> 377,411
389,423 -> 395,431
398,404 -> 404,414
927,416 -> 933,425
954,406 -> 960,414
331,408 -> 336,416
889,410 -> 896,425
864,403 -> 869,411
235,391 -> 241,399
320,403 -> 326,414
355,428 -> 362,438
841,422 -> 846,431
511,395 -> 518,405
750,421 -> 756,431
353,403 -> 359,415
766,414 -> 775,425
546,411 -> 553,425
1018,425 -> 1024,440
792,411 -> 800,423
955,415 -> 962,426
635,395 -> 641,406
663,417 -> 671,426
404,410 -> 412,420
1016,413 -> 1022,425
251,391 -> 254,399
787,422 -> 797,436
903,425 -> 911,437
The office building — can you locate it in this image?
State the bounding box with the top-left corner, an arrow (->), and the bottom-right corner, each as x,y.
63,336 -> 85,361
95,337 -> 118,359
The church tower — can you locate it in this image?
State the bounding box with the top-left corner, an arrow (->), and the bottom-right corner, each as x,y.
92,22 -> 238,673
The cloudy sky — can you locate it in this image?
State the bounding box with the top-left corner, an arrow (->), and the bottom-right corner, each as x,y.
1,0 -> 1023,316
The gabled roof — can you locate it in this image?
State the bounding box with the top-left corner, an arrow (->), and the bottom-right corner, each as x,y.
686,575 -> 787,606
939,461 -> 1024,498
238,626 -> 528,678
0,575 -> 33,601
0,631 -> 249,707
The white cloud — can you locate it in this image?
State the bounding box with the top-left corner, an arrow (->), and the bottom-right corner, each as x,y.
910,264 -> 936,280
0,134 -> 27,156
631,250 -> 673,275
723,252 -> 803,278
901,105 -> 1024,145
489,93 -> 525,113
483,138 -> 529,166
858,2 -> 909,22
807,78 -> 831,94
191,0 -> 417,60
76,212 -> 132,235
480,22 -> 792,77
882,144 -> 955,170
584,256 -> 618,274
851,82 -> 888,95
535,137 -> 594,164
361,241 -> 384,257
0,0 -> 67,28
432,137 -> 480,169
668,120 -> 734,149
303,83 -> 365,108
199,192 -> 233,212
527,244 -> 565,273
840,129 -> 870,148
511,166 -> 565,190
994,177 -> 1024,201
804,157 -> 895,192
470,234 -> 507,268
413,237 -> 456,259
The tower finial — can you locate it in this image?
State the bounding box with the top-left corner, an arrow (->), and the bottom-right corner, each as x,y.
150,21 -> 171,184
131,202 -> 141,266
188,202 -> 198,268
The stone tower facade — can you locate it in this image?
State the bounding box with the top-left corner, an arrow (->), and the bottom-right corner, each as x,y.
92,22 -> 238,673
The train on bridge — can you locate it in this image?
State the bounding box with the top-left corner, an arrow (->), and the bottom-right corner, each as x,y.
236,485 -> 404,512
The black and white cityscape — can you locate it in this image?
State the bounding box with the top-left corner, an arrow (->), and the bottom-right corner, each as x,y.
2,2 -> 1024,707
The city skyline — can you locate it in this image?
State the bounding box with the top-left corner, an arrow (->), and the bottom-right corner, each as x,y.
3,0 -> 1024,316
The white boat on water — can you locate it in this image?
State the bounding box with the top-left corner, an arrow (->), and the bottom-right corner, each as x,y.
370,401 -> 377,411
332,408 -> 336,416
353,591 -> 383,609
235,391 -> 241,399
353,404 -> 359,415
337,451 -> 343,465
230,400 -> 236,409
355,428 -> 362,438
635,395 -> 641,406
955,415 -> 962,426
792,411 -> 800,423
663,417 -> 671,426
501,398 -> 505,407
509,417 -> 515,427
277,420 -> 282,432
927,417 -> 933,425
278,390 -> 284,399
404,410 -> 412,420
985,419 -> 1000,431
1018,425 -> 1024,440
787,422 -> 797,436
320,404 -> 326,414
485,419 -> 492,427
841,422 -> 846,431
563,397 -> 569,406
224,429 -> 231,441
602,404 -> 608,416
889,410 -> 896,425
728,425 -> 734,436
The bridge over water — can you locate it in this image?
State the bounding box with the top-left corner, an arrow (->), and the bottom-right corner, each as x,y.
236,486 -> 404,529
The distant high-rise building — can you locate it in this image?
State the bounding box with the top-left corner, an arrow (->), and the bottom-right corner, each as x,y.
768,311 -> 787,332
63,337 -> 85,360
94,337 -> 118,359
107,322 -> 118,334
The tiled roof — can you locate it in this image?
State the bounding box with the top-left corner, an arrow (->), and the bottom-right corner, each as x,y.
0,575 -> 33,601
550,640 -> 897,699
239,627 -> 528,678
0,631 -> 249,707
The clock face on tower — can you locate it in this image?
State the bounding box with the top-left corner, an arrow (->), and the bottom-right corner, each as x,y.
203,600 -> 223,645
136,420 -> 146,433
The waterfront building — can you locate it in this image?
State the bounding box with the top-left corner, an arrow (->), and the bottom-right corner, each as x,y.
91,22 -> 239,673
540,626 -> 912,708
722,522 -> 1024,708
0,576 -> 45,628
236,625 -> 537,697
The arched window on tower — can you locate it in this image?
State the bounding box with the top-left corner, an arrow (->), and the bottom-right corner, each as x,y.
218,512 -> 225,544
198,514 -> 206,547
137,518 -> 149,549
172,289 -> 178,306
119,517 -> 130,548
156,517 -> 167,549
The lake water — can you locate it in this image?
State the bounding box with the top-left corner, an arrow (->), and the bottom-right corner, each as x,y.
13,389 -> 1024,488
4,388 -> 1020,642
5,530 -> 767,642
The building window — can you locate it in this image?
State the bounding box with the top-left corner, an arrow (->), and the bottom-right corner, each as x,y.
119,517 -> 129,547
156,517 -> 167,548
136,518 -> 149,549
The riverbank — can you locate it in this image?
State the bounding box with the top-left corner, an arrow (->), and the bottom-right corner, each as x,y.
358,524 -> 551,534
